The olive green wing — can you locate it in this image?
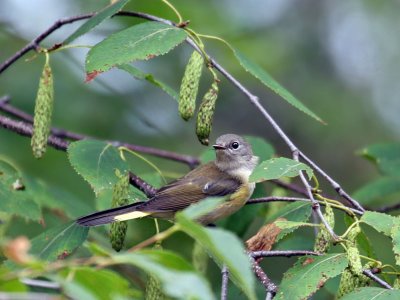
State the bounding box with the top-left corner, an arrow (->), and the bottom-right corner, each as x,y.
139,163 -> 241,213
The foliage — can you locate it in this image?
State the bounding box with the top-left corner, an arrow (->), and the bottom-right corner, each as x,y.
1,1 -> 400,300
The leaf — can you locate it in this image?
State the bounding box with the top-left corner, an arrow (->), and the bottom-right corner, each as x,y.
118,63 -> 179,101
63,0 -> 130,44
234,49 -> 323,123
0,160 -> 41,221
359,143 -> 400,177
391,218 -> 400,266
176,211 -> 256,300
113,250 -> 215,300
340,287 -> 400,300
266,201 -> 312,241
250,157 -> 313,183
274,220 -> 317,230
86,22 -> 187,78
353,177 -> 400,205
58,267 -> 137,300
274,253 -> 348,300
29,222 -> 88,261
360,211 -> 396,236
67,140 -> 129,195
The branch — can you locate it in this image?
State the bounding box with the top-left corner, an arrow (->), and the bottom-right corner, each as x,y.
250,256 -> 277,298
250,250 -> 319,259
221,265 -> 229,300
129,172 -> 157,198
362,269 -> 393,290
373,202 -> 400,213
246,196 -> 364,216
0,97 -> 200,167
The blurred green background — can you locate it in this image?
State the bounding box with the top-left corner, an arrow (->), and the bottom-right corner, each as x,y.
1,0 -> 399,298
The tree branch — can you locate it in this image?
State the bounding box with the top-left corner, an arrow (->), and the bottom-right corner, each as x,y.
362,269 -> 393,290
250,256 -> 277,298
250,250 -> 319,259
0,97 -> 199,167
221,265 -> 229,300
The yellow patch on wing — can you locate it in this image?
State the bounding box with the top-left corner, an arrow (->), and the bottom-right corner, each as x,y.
113,211 -> 150,221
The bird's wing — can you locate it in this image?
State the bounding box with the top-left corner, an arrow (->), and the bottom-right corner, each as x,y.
139,163 -> 241,213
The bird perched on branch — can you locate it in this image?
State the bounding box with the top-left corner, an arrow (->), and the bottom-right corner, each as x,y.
77,134 -> 259,226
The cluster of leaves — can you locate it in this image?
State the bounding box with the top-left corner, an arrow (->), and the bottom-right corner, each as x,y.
1,1 -> 400,299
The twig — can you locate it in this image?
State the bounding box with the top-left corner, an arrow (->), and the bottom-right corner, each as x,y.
362,269 -> 393,290
221,265 -> 229,300
270,179 -> 308,197
20,278 -> 60,290
0,115 -> 69,151
129,172 -> 157,198
373,202 -> 400,213
0,98 -> 200,167
250,250 -> 319,259
246,196 -> 363,216
250,256 -> 277,298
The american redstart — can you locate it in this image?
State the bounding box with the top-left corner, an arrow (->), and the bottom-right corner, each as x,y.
76,134 -> 259,226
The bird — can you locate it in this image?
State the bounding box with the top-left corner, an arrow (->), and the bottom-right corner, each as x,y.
76,134 -> 259,226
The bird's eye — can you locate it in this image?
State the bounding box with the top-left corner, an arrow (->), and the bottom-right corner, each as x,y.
231,141 -> 240,149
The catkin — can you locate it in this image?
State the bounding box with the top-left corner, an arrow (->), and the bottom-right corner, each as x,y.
313,203 -> 335,253
178,51 -> 204,121
109,173 -> 129,252
192,241 -> 208,274
196,81 -> 219,145
31,59 -> 54,158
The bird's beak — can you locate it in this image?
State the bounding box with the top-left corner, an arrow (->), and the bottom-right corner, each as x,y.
213,144 -> 226,150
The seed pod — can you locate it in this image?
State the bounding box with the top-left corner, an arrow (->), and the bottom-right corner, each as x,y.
313,204 -> 335,253
145,274 -> 164,300
192,241 -> 208,274
196,82 -> 219,145
145,243 -> 165,300
109,173 -> 129,252
31,58 -> 54,158
178,51 -> 204,121
337,264 -> 371,298
393,277 -> 400,289
346,224 -> 363,275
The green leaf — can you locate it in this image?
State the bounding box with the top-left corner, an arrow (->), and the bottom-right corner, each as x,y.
86,22 -> 187,78
359,143 -> 400,177
29,222 -> 88,261
274,220 -> 317,230
179,197 -> 225,220
274,253 -> 348,300
67,140 -> 129,195
63,0 -> 130,45
344,214 -> 376,259
234,49 -> 323,123
250,157 -> 313,183
118,63 -> 178,101
360,211 -> 396,236
59,267 -> 137,300
0,160 -> 41,221
353,177 -> 400,205
176,212 -> 256,300
266,201 -> 312,241
340,287 -> 400,300
113,250 -> 215,300
391,218 -> 400,266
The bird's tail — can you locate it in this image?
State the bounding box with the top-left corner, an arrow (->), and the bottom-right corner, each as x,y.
76,201 -> 150,227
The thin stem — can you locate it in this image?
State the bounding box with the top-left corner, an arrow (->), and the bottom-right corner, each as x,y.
128,225 -> 180,251
128,172 -> 158,197
250,256 -> 277,297
362,269 -> 393,289
250,250 -> 319,259
0,99 -> 200,167
221,265 -> 229,300
161,0 -> 183,24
